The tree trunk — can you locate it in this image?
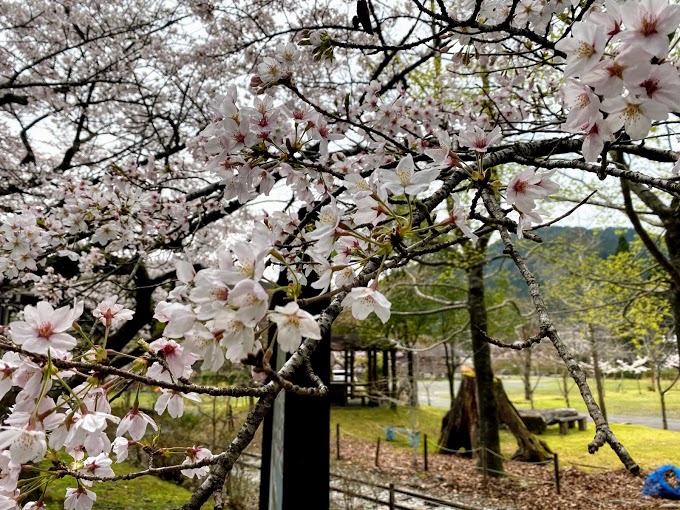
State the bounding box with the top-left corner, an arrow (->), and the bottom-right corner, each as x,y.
467,242 -> 503,476
493,379 -> 552,462
444,341 -> 456,403
588,323 -> 607,421
523,348 -> 532,403
657,371 -> 668,430
439,373 -> 552,463
407,349 -> 419,408
438,373 -> 476,457
560,371 -> 571,407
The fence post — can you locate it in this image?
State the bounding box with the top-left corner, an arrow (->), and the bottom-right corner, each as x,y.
389,483 -> 395,510
423,433 -> 428,471
375,437 -> 381,467
554,453 -> 561,495
336,423 -> 340,461
482,448 -> 488,486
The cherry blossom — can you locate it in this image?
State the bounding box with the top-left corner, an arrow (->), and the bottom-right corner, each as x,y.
601,95 -> 668,139
619,0 -> 680,58
116,407 -> 158,441
506,169 -> 560,214
457,126 -> 502,153
111,437 -> 130,463
64,487 -> 96,510
270,302 -> 321,353
180,447 -> 213,479
9,302 -> 82,355
92,296 -> 134,328
155,390 -> 201,418
79,453 -> 115,485
341,287 -> 391,323
0,427 -> 47,465
554,22 -> 606,78
380,155 -> 440,196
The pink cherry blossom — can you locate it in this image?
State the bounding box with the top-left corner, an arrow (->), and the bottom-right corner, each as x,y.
341,287 -> 391,323
628,63 -> 680,110
64,487 -> 96,510
601,95 -> 668,139
381,155 -> 440,196
148,339 -> 197,379
554,21 -> 606,78
0,427 -> 46,465
116,407 -> 158,441
180,446 -> 213,479
619,0 -> 680,58
9,301 -> 82,355
506,169 -> 559,214
270,302 -> 321,353
457,125 -> 502,153
92,296 -> 134,328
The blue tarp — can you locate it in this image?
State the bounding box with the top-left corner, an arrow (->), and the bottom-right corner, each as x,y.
643,465 -> 680,499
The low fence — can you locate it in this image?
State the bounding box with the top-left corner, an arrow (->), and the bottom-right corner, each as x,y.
334,422 -> 615,504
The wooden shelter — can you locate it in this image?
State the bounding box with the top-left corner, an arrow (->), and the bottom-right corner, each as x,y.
330,334 -> 398,406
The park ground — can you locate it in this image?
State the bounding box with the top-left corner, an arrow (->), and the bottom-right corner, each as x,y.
41,375 -> 680,509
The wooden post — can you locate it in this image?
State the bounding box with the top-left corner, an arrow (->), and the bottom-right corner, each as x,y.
389,483 -> 395,510
336,423 -> 341,461
482,448 -> 488,486
554,453 -> 561,495
423,434 -> 429,471
390,350 -> 397,403
375,437 -> 381,467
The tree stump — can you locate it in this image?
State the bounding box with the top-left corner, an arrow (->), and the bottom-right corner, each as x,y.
439,373 -> 553,463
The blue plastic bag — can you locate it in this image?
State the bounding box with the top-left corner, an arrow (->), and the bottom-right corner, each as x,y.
643,465 -> 680,499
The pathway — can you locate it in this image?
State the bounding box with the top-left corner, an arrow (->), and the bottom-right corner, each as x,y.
417,380 -> 680,431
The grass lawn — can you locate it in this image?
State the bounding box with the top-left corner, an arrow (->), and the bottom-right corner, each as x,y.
500,375 -> 680,420
39,461 -> 214,510
332,405 -> 680,471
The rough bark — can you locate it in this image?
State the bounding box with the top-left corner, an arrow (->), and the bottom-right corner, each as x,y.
494,379 -> 553,462
438,373 -> 475,457
439,373 -> 552,462
588,323 -> 607,421
466,240 -> 503,475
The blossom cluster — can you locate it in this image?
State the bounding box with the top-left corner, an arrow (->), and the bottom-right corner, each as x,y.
558,0 -> 680,161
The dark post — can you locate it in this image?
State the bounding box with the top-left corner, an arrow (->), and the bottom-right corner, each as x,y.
280,326 -> 331,510
375,437 -> 381,467
423,434 -> 428,471
336,423 -> 341,461
390,350 -> 398,406
554,453 -> 561,495
389,483 -> 395,510
382,350 -> 389,398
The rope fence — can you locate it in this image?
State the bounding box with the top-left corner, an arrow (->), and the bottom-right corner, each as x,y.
334,422 -> 622,500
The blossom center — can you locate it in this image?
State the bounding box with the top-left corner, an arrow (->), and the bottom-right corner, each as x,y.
211,288 -> 229,301
396,169 -> 411,187
622,104 -> 642,120
606,62 -> 624,79
641,78 -> 659,97
37,322 -> 54,339
512,180 -> 528,194
640,15 -> 658,37
577,41 -> 596,59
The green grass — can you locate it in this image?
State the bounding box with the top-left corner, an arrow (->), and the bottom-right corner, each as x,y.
39,461 -> 214,510
332,404 -> 680,471
501,375 -> 680,419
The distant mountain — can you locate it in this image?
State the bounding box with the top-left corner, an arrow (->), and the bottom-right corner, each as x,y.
485,226 -> 637,296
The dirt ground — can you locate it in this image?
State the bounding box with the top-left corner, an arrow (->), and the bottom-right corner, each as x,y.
333,436 -> 678,510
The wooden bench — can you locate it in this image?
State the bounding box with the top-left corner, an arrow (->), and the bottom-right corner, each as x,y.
556,414 -> 588,435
